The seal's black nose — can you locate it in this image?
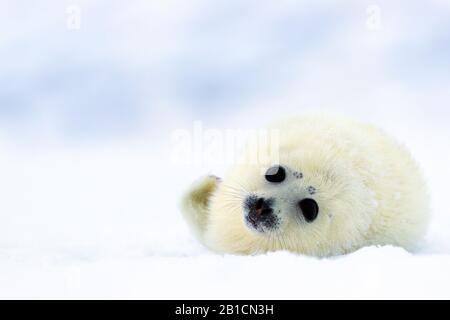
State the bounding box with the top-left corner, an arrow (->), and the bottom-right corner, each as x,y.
253,197 -> 273,217
244,196 -> 276,231
245,196 -> 273,217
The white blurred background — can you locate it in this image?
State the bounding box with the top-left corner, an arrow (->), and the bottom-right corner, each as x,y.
1,0 -> 450,298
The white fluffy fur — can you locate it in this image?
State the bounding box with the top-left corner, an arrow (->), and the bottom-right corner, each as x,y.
181,114 -> 429,257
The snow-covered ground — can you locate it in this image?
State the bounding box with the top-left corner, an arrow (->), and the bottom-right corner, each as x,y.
0,127 -> 449,299
1,1 -> 450,299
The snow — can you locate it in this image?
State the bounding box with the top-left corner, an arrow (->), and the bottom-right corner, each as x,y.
0,139 -> 449,299
3,246 -> 450,300
1,0 -> 450,299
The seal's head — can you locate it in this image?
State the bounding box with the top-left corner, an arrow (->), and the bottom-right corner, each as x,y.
205,145 -> 377,256
243,165 -> 319,233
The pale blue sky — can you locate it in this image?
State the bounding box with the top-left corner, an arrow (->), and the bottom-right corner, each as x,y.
0,1 -> 449,142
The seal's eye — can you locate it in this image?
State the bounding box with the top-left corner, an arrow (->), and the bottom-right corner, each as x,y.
265,165 -> 286,183
299,199 -> 319,222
